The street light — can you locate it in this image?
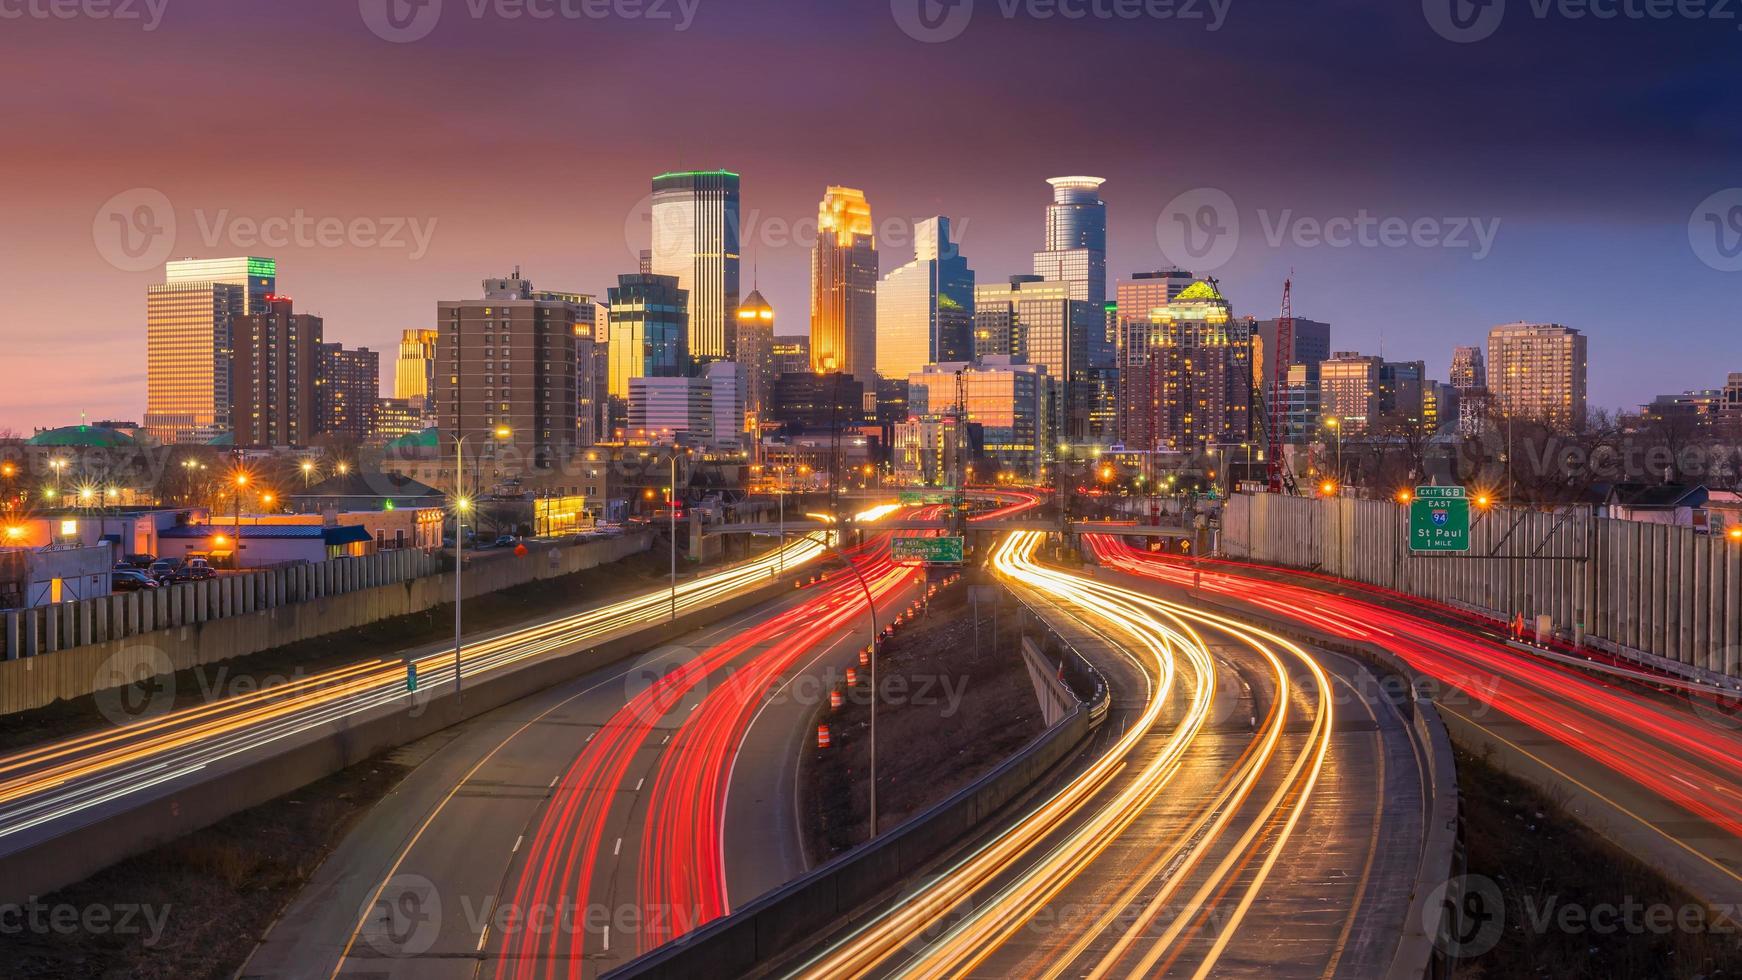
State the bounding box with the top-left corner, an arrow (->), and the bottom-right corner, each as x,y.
301,460 -> 317,487
449,426 -> 511,696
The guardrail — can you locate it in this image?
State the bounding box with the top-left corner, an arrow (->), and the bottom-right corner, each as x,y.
610,586 -> 1112,980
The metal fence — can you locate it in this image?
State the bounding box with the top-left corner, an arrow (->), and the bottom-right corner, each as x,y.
1222,493 -> 1742,680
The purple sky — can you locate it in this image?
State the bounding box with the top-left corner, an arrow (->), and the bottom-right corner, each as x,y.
3,0 -> 1739,431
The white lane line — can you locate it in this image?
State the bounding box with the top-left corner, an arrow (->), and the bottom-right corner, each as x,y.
613,837 -> 623,856
634,777 -> 644,792
512,835 -> 523,853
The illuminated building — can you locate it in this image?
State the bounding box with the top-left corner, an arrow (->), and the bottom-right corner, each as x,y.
606,273 -> 689,399
628,376 -> 712,446
1252,316 -> 1332,393
705,360 -> 747,450
650,170 -> 740,362
1487,322 -> 1587,430
395,328 -> 440,413
1319,352 -> 1384,433
973,275 -> 1106,446
735,288 -> 776,421
370,397 -> 424,444
1114,270 -> 1195,371
435,270 -> 584,467
1032,177 -> 1107,307
231,296 -> 323,448
907,357 -> 1045,478
810,187 -> 877,377
1378,360 -> 1426,428
165,256 -> 276,315
769,372 -> 865,432
771,335 -> 811,376
1120,279 -> 1252,453
318,343 -> 379,443
1283,364 -> 1322,442
1450,345 -> 1486,391
145,279 -> 243,445
876,216 -> 975,379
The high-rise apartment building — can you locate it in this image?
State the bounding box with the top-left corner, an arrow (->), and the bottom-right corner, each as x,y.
395,329 -> 440,411
1032,177 -> 1108,307
145,279 -> 243,444
318,343 -> 380,442
735,289 -> 776,423
435,271 -> 584,466
1115,270 -> 1196,371
1450,346 -> 1487,392
650,170 -> 740,362
1319,352 -> 1384,433
876,216 -> 975,380
606,273 -> 689,401
1119,280 -> 1252,454
810,187 -> 878,376
1487,322 -> 1588,430
232,296 -> 323,448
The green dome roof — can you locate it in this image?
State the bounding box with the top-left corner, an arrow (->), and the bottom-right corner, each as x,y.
26,425 -> 137,448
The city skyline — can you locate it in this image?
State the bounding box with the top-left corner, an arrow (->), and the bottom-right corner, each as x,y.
6,2 -> 1740,430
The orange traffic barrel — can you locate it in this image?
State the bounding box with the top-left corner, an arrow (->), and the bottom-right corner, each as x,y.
830,689 -> 844,710
817,724 -> 831,748
846,667 -> 858,686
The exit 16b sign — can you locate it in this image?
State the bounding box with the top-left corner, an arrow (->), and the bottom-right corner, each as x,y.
1410,486 -> 1471,553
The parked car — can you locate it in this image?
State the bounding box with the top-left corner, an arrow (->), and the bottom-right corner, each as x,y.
146,560 -> 180,583
493,534 -> 518,549
176,559 -> 217,582
111,569 -> 159,592
120,553 -> 157,570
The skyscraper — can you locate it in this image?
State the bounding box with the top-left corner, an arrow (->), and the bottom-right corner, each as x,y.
318,343 -> 380,442
650,170 -> 740,362
1450,346 -> 1487,391
973,275 -> 1106,445
810,186 -> 877,377
395,329 -> 440,410
1115,270 -> 1196,371
435,271 -> 583,466
1253,317 -> 1332,393
232,296 -> 323,448
1120,280 -> 1252,454
1032,177 -> 1108,307
164,256 -> 276,315
1319,352 -> 1384,433
606,273 -> 689,400
876,216 -> 975,380
145,279 -> 243,445
771,336 -> 811,376
735,288 -> 776,423
1487,322 -> 1588,430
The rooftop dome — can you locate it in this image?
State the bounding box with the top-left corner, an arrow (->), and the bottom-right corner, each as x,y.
25,425 -> 137,448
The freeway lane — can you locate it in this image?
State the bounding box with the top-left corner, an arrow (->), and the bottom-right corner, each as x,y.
0,537 -> 826,887
791,532 -> 1431,979
1091,538 -> 1742,913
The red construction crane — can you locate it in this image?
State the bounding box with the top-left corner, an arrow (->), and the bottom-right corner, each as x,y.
1267,277 -> 1295,494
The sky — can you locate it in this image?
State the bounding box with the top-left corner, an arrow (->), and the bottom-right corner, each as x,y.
3,0 -> 1740,432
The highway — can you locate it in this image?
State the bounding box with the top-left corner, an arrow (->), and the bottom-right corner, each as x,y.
0,536 -> 828,871
790,531 -> 1433,978
1089,536 -> 1742,913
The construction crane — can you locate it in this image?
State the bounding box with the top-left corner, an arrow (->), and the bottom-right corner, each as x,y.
1261,277 -> 1301,495
950,367 -> 969,533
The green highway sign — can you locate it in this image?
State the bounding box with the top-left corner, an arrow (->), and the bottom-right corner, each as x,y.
898,491 -> 954,506
892,536 -> 966,565
1410,486 -> 1470,553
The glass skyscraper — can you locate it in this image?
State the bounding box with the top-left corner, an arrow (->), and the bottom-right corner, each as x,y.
875,216 -> 975,380
810,186 -> 878,378
1032,177 -> 1107,307
164,256 -> 276,314
650,170 -> 740,362
145,279 -> 244,445
607,273 -> 690,400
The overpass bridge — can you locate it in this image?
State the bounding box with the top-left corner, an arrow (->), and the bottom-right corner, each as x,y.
703,519 -> 1194,540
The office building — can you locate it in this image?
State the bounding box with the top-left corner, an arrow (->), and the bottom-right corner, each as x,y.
893,416 -> 971,487
769,372 -> 865,432
1319,352 -> 1384,433
1450,346 -> 1487,392
1378,360 -> 1427,427
1487,322 -> 1588,430
628,376 -> 712,446
771,335 -> 811,376
165,256 -> 276,315
810,186 -> 878,376
649,170 -> 740,361
395,328 -> 440,412
232,296 -> 323,447
1423,380 -> 1458,434
1119,280 -> 1252,454
317,343 -> 380,443
145,278 -> 243,444
434,270 -> 584,465
1283,364 -> 1322,443
606,273 -> 689,400
1032,177 -> 1108,307
974,276 -> 1106,445
876,216 -> 975,379
908,358 -> 1045,478
736,289 -> 776,423
704,360 -> 747,451
1253,317 -> 1332,392
1114,270 -> 1196,371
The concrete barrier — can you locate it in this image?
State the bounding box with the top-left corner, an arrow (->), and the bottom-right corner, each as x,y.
609,602 -> 1109,980
0,534 -> 651,716
0,562 -> 801,907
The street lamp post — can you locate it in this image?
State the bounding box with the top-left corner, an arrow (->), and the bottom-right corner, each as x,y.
451,426 -> 510,696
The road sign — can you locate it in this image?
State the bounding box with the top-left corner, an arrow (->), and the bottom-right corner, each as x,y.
1410,486 -> 1470,553
892,536 -> 965,565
